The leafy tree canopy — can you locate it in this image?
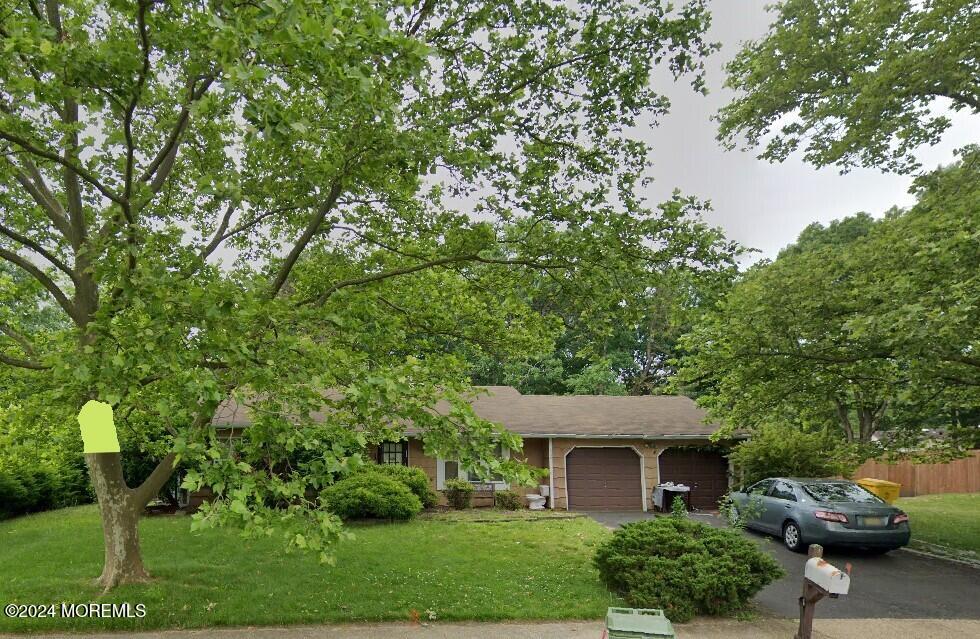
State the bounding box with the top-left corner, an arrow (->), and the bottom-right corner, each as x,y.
719,0 -> 979,174
727,425 -> 862,489
676,149 -> 980,455
0,0 -> 737,588
470,265 -> 738,395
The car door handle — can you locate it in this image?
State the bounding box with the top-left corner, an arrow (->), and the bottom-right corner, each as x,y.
784,504 -> 791,509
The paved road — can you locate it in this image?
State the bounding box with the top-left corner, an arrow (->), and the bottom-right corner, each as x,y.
587,511 -> 980,620
7,618 -> 980,639
8,619 -> 980,639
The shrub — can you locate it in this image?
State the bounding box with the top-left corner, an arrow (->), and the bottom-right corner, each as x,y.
52,458 -> 95,507
670,494 -> 687,518
6,467 -> 51,512
0,462 -> 92,518
322,473 -> 422,520
443,478 -> 474,509
0,469 -> 31,519
364,464 -> 438,508
594,517 -> 785,622
495,489 -> 524,510
729,424 -> 862,488
0,464 -> 72,519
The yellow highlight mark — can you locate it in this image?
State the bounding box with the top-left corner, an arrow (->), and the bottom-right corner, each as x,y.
77,400 -> 121,454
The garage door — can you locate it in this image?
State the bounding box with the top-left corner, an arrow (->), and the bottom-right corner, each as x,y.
658,448 -> 729,510
566,447 -> 642,511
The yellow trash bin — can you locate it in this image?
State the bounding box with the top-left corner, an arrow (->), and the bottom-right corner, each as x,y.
855,478 -> 901,503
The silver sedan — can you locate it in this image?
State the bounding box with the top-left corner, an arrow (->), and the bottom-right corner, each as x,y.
728,478 -> 911,553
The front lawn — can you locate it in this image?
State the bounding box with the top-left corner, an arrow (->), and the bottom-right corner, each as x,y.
420,509 -> 587,523
0,506 -> 616,633
897,493 -> 980,555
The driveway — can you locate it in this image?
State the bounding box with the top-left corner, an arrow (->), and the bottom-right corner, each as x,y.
587,511 -> 980,620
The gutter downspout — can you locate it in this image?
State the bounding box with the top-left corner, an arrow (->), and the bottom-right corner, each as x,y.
548,437 -> 555,509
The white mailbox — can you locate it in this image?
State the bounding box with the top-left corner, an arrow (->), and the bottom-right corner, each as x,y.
804,557 -> 850,596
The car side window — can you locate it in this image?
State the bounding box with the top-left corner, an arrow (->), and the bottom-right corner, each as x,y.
748,479 -> 775,495
770,480 -> 797,501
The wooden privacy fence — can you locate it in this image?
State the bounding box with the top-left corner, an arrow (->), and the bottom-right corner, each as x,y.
852,450 -> 980,497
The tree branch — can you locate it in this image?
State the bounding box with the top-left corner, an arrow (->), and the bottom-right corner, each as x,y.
331,225 -> 428,260
132,452 -> 176,507
26,0 -> 42,20
0,351 -> 49,370
406,0 -> 436,36
314,255 -> 474,304
138,75 -> 215,196
945,353 -> 980,369
0,246 -> 80,324
834,398 -> 855,442
934,88 -> 980,112
200,201 -> 237,259
311,253 -> 566,305
8,159 -> 72,237
124,0 -> 153,203
0,130 -> 125,207
0,322 -> 37,356
269,180 -> 345,298
0,222 -> 76,281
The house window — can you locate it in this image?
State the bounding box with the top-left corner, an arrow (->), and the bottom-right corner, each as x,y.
378,441 -> 408,466
436,443 -> 509,489
482,443 -> 505,482
443,460 -> 460,481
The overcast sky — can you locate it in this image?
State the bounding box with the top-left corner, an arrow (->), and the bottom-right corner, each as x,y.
638,1 -> 980,262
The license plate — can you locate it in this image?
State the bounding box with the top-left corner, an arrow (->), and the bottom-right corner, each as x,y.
862,516 -> 887,527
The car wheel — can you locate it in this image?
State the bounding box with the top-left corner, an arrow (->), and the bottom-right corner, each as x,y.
783,521 -> 804,552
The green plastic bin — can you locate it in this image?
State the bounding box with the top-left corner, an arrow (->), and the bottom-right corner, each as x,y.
605,607 -> 675,639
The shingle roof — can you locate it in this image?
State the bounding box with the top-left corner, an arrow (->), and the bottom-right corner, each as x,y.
212,386 -> 721,439
458,387 -> 720,438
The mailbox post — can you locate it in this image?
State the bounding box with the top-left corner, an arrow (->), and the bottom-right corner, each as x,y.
795,544 -> 850,639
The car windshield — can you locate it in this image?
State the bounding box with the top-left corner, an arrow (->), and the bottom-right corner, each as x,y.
803,482 -> 884,504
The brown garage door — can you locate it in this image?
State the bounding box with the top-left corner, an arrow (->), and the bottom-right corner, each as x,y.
658,448 -> 729,511
566,447 -> 642,511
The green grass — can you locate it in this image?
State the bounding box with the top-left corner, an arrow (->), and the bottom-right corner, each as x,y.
897,493 -> 980,555
420,509 -> 586,523
0,506 -> 617,633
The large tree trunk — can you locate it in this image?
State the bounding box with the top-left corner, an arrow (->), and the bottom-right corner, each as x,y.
85,453 -> 150,590
85,452 -> 176,591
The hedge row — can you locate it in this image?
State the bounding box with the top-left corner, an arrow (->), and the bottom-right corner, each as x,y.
0,462 -> 93,520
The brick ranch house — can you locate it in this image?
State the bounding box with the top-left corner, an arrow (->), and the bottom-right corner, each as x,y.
202,385 -> 735,512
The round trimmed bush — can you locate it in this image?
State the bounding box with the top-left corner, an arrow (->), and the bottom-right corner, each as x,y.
321,473 -> 422,520
494,489 -> 524,510
593,517 -> 785,622
443,478 -> 474,509
364,464 -> 438,508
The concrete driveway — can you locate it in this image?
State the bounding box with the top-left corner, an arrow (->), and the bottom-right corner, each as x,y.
587,511 -> 980,620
